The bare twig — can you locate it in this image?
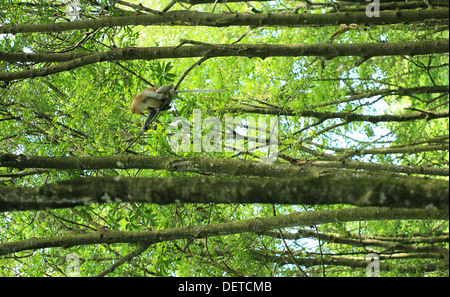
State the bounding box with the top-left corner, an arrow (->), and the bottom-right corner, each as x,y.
162,0 -> 178,12
174,56 -> 211,90
116,0 -> 162,14
95,242 -> 151,277
272,205 -> 308,277
120,131 -> 144,155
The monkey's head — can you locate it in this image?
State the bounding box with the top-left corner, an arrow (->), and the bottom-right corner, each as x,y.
130,97 -> 147,116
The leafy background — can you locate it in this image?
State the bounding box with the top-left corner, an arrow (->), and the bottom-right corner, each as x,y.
0,0 -> 448,276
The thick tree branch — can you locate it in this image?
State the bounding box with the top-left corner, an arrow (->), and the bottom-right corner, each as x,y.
223,106 -> 449,123
1,154 -> 448,177
0,207 -> 447,256
311,85 -> 450,108
1,40 -> 448,82
251,251 -> 448,272
0,9 -> 447,34
0,176 -> 448,212
0,154 -> 315,177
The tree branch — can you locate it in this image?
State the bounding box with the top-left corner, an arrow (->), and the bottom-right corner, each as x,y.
2,153 -> 447,178
0,9 -> 448,34
223,106 -> 449,123
1,40 -> 448,83
94,242 -> 151,277
0,176 -> 448,211
0,207 -> 447,256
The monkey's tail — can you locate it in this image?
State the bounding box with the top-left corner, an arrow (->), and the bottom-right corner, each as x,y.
175,89 -> 226,94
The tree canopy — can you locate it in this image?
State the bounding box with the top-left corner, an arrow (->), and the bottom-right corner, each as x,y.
0,0 -> 448,277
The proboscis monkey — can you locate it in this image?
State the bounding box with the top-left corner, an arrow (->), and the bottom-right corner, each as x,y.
131,84 -> 225,131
